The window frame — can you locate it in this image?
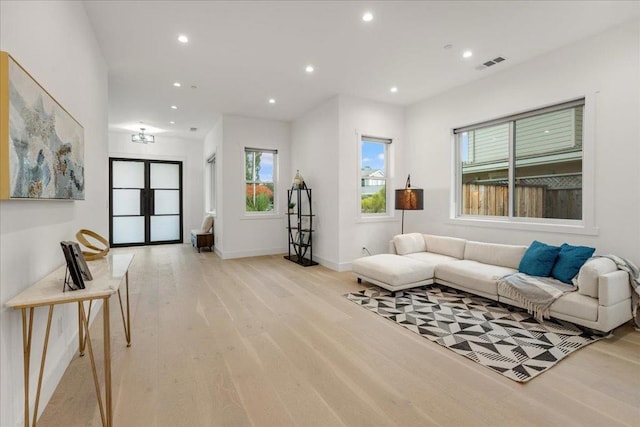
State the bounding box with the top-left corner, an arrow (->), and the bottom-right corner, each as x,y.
451,97 -> 598,235
206,153 -> 216,215
358,133 -> 393,220
244,147 -> 278,215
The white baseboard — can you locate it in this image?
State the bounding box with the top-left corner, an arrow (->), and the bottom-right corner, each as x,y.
219,247 -> 288,259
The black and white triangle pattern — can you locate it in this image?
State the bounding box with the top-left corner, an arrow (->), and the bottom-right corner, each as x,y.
345,285 -> 602,382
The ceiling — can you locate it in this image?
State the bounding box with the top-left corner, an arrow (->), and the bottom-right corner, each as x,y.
84,1 -> 639,141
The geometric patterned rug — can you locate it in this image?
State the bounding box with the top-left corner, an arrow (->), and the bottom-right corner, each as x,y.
345,284 -> 603,382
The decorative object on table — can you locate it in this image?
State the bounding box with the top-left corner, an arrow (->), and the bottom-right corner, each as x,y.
190,215 -> 214,252
395,174 -> 423,234
345,284 -> 602,382
285,185 -> 317,266
0,51 -> 85,200
288,202 -> 296,213
60,241 -> 90,290
292,169 -> 304,189
76,229 -> 110,260
131,127 -> 155,144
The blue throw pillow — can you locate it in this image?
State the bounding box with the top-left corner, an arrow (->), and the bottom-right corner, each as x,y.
551,243 -> 596,284
518,240 -> 561,277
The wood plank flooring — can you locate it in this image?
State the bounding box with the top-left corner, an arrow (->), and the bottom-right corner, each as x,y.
38,244 -> 640,426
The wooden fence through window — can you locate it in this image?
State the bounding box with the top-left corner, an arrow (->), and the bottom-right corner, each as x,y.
462,183 -> 581,219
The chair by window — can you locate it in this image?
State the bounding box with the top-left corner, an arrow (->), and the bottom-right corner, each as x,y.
190,216 -> 214,252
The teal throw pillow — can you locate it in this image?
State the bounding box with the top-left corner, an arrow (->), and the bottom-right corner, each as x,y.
518,240 -> 561,277
551,243 -> 595,284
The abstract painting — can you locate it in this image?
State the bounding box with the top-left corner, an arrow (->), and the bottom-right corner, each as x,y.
0,51 -> 84,200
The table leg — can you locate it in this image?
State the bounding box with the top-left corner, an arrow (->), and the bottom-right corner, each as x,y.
78,302 -> 84,356
116,271 -> 132,346
21,308 -> 34,427
78,302 -> 106,426
103,297 -> 112,427
32,305 -> 54,427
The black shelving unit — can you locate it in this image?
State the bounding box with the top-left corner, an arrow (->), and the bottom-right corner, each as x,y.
284,183 -> 318,267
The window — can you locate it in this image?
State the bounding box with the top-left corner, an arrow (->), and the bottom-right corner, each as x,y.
456,99 -> 584,221
360,136 -> 391,215
245,148 -> 277,213
206,154 -> 216,213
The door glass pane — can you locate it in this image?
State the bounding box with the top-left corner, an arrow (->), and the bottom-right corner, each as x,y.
150,163 -> 179,189
112,189 -> 140,216
112,217 -> 145,244
150,215 -> 180,241
112,161 -> 144,188
154,190 -> 180,215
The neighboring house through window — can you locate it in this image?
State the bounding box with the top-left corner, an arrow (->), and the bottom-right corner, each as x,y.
455,98 -> 585,222
245,148 -> 277,213
360,136 -> 391,215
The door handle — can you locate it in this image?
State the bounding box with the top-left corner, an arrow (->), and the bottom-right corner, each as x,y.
149,189 -> 155,216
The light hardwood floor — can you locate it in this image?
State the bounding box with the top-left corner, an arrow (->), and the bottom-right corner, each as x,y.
38,244 -> 640,426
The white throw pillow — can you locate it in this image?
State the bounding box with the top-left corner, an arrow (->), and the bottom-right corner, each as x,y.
393,233 -> 427,255
576,257 -> 617,298
201,216 -> 214,232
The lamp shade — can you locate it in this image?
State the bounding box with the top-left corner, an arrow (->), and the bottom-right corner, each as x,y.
395,188 -> 424,210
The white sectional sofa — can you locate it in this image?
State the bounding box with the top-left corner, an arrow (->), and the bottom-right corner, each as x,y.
352,233 -> 633,333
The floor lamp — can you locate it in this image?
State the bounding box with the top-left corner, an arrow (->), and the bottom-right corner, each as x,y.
395,174 -> 424,234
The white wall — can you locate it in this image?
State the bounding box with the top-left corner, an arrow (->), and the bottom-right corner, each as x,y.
405,19 -> 640,263
291,95 -> 405,270
0,1 -> 108,425
337,95 -> 405,270
219,115 -> 290,258
291,97 -> 340,268
109,132 -> 204,242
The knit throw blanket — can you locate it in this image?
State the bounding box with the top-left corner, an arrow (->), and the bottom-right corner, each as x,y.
498,273 -> 576,321
596,255 -> 640,329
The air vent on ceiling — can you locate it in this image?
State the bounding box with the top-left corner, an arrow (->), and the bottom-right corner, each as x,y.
190,127 -> 198,132
476,56 -> 506,70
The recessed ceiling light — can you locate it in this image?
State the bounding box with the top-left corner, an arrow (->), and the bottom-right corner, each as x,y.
268,98 -> 276,104
173,82 -> 181,87
462,50 -> 473,59
169,121 -> 175,124
171,105 -> 177,109
305,65 -> 314,73
178,34 -> 189,44
390,86 -> 398,93
362,12 -> 373,22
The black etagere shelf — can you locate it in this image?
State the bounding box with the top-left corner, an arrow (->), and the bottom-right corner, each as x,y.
285,183 -> 318,267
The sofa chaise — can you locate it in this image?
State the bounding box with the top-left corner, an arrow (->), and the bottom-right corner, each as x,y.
352,233 -> 633,333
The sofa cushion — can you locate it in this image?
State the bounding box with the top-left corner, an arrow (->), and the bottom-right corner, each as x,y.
551,244 -> 596,284
576,257 -> 617,298
393,233 -> 427,255
405,252 -> 460,266
500,291 -> 598,322
464,241 -> 528,269
424,234 -> 466,259
518,240 -> 561,277
435,260 -> 517,297
352,254 -> 433,287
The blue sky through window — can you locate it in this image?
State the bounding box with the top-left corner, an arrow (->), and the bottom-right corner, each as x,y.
259,153 -> 273,181
361,140 -> 385,172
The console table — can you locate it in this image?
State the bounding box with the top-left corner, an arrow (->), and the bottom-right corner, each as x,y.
5,252 -> 134,427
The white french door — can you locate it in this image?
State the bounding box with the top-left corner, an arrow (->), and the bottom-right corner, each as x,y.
109,158 -> 183,247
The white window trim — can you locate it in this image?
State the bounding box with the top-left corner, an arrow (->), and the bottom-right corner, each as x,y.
450,95 -> 598,235
206,152 -> 217,217
356,130 -> 395,222
243,147 -> 278,217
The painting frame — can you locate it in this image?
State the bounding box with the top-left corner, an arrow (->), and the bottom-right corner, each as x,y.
0,51 -> 85,200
